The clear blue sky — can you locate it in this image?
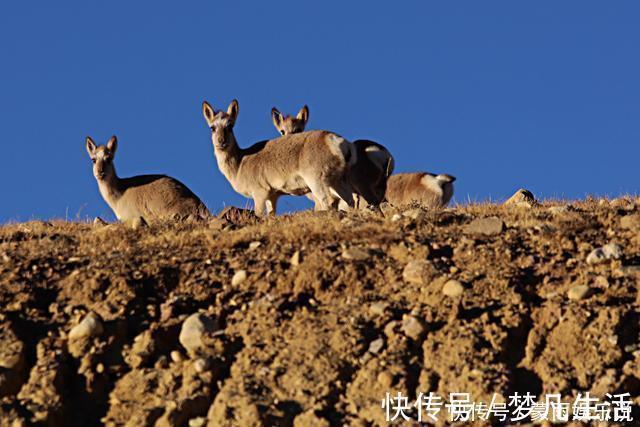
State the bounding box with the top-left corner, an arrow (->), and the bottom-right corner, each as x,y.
1,1 -> 639,222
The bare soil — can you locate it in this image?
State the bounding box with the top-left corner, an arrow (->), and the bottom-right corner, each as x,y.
0,199 -> 638,426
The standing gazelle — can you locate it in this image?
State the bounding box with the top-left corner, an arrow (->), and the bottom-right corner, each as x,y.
270,105 -> 394,208
86,136 -> 210,223
202,99 -> 355,215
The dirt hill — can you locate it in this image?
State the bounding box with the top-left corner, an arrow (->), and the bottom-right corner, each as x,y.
0,199 -> 638,426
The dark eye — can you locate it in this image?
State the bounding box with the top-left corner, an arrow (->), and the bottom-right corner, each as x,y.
280,130 -> 285,135
91,159 -> 96,164
210,126 -> 216,132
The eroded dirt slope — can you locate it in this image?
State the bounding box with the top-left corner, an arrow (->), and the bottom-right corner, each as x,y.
0,199 -> 638,426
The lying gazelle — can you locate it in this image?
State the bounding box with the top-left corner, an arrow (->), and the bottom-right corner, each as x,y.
385,172 -> 455,208
202,99 -> 355,215
271,105 -> 455,209
271,105 -> 394,208
86,136 -> 210,223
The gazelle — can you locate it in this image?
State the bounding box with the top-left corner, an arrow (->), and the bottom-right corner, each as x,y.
202,99 -> 355,216
85,136 -> 210,223
270,106 -> 394,208
385,172 -> 455,208
272,105 -> 309,136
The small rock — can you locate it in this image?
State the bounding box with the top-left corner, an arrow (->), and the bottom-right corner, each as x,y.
170,350 -> 184,363
401,315 -> 427,340
369,302 -> 388,316
504,189 -> 537,207
68,312 -> 103,340
464,217 -> 504,236
568,285 -> 592,301
130,216 -> 148,230
193,358 -> 210,373
188,417 -> 207,427
368,338 -> 384,354
93,217 -> 107,226
231,270 -> 248,286
402,208 -> 425,220
402,260 -> 430,285
96,363 -> 105,374
377,371 -> 394,388
586,243 -> 623,265
442,279 -> 465,297
342,247 -> 370,261
290,251 -> 301,266
248,241 -> 261,251
390,214 -> 402,222
179,313 -> 218,357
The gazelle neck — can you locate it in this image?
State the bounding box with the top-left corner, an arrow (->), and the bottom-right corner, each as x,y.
214,132 -> 243,187
97,166 -> 124,210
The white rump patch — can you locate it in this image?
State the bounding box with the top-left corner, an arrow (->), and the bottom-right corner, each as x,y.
364,146 -> 393,173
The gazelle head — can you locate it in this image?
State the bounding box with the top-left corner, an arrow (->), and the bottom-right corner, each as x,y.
202,100 -> 239,151
271,105 -> 309,136
86,136 -> 117,182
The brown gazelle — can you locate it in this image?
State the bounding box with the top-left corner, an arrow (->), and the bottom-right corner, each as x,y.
271,105 -> 309,136
202,99 -> 355,215
86,136 -> 210,222
270,106 -> 394,208
385,172 -> 455,208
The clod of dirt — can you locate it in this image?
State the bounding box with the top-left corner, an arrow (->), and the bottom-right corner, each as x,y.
293,410 -> 330,427
586,242 -> 623,264
231,269 -> 248,286
402,259 -> 432,285
464,216 -> 505,235
179,313 -> 219,357
442,279 -> 465,297
0,326 -> 24,371
504,188 -> 537,207
126,329 -> 156,368
620,214 -> 640,229
567,285 -> 592,301
401,314 -> 427,340
341,247 -> 370,261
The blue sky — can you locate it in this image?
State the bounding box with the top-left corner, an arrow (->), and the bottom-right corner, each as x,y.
1,1 -> 639,222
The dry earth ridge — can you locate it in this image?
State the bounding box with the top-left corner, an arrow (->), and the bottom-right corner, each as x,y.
0,198 -> 638,426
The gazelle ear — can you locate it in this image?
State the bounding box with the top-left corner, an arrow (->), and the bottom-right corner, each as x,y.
297,105 -> 309,125
271,107 -> 283,127
202,101 -> 216,125
227,99 -> 239,122
107,135 -> 118,155
86,137 -> 97,157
